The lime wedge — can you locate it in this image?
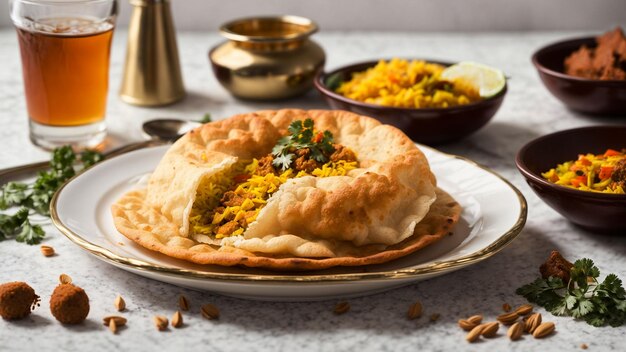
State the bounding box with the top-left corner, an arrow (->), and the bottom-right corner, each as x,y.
440,61 -> 506,98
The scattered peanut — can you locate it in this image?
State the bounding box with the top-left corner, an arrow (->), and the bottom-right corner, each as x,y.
114,295 -> 126,311
334,302 -> 350,315
59,273 -> 72,285
171,311 -> 183,328
179,295 -> 189,311
515,304 -> 533,316
102,316 -> 127,327
109,318 -> 117,334
532,322 -> 555,338
40,245 -> 55,257
481,322 -> 499,338
407,301 -> 422,320
497,311 -> 519,325
466,324 -> 484,343
201,303 -> 220,320
507,322 -> 523,341
524,313 -> 542,333
154,315 -> 168,331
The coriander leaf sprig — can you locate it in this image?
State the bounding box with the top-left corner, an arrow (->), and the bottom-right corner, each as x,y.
0,146 -> 104,245
271,119 -> 334,171
517,257 -> 626,327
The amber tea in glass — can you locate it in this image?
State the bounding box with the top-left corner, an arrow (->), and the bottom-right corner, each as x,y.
10,0 -> 117,150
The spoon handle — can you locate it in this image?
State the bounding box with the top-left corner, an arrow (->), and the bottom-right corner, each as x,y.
0,139 -> 167,182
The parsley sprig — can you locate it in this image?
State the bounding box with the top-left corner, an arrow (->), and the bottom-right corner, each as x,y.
271,119 -> 334,171
516,258 -> 626,327
0,146 -> 104,245
199,113 -> 212,124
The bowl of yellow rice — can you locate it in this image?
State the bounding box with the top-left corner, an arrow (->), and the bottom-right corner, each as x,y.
314,58 -> 507,144
516,126 -> 626,233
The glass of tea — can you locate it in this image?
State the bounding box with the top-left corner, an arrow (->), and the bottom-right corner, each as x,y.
9,0 -> 117,150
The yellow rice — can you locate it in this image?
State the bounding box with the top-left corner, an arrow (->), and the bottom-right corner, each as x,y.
190,159 -> 358,238
336,58 -> 481,108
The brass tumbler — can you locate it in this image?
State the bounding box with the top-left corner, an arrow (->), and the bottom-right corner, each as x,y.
120,0 -> 185,106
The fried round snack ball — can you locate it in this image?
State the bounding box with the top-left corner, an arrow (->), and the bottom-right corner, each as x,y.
0,281 -> 39,320
540,250 -> 573,283
50,284 -> 90,324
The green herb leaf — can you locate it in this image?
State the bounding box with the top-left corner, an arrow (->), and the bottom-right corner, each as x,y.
572,298 -> 595,318
571,258 -> 600,289
326,73 -> 343,91
0,182 -> 30,209
200,113 -> 212,124
272,154 -> 294,171
517,256 -> 626,327
584,312 -> 606,327
50,145 -> 76,180
0,207 -> 35,243
0,145 -> 104,245
15,218 -> 44,245
0,212 -> 22,240
271,119 -> 335,171
30,170 -> 61,216
80,150 -> 104,169
516,277 -> 565,311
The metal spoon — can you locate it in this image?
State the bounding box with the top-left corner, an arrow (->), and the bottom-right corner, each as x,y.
142,118 -> 199,142
0,118 -> 200,182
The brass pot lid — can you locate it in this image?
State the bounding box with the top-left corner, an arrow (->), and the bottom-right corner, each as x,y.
219,15 -> 319,43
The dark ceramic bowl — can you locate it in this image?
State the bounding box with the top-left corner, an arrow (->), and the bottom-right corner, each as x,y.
313,60 -> 507,145
516,126 -> 626,233
532,37 -> 626,116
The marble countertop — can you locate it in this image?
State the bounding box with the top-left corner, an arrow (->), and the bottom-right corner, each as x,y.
1,29 -> 625,351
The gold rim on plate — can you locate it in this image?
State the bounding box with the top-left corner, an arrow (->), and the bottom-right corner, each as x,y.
49,147 -> 527,283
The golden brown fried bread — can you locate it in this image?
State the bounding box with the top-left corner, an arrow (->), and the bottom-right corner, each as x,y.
111,109 -> 460,270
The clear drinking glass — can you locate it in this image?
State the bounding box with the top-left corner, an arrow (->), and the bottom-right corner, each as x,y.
9,0 -> 118,150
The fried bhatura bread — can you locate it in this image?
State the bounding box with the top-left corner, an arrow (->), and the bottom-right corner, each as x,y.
111,109 -> 461,270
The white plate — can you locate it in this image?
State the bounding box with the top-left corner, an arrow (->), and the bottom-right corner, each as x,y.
51,145 -> 526,301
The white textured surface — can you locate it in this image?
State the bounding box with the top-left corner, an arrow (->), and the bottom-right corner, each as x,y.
1,29 -> 626,351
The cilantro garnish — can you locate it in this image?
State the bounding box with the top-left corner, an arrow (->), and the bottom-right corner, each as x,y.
199,113 -> 212,124
271,119 -> 334,171
516,257 -> 626,327
0,146 -> 104,245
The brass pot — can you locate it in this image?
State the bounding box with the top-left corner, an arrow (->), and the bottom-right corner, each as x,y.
209,16 -> 325,100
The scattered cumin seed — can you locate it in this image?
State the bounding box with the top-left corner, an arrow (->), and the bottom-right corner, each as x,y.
430,313 -> 440,322
334,302 -> 350,315
581,343 -> 588,350
502,303 -> 511,312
